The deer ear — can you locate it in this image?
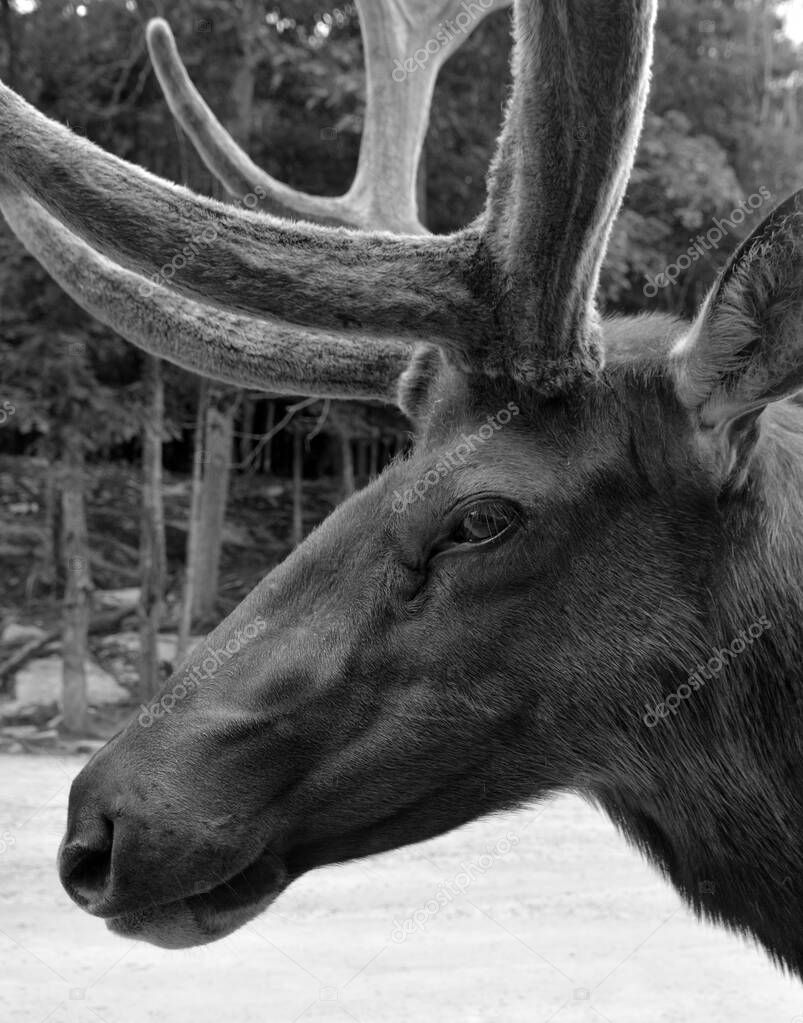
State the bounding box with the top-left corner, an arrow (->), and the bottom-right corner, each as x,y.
397,344 -> 445,425
673,189 -> 803,486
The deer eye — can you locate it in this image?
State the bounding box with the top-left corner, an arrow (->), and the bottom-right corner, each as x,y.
447,500 -> 521,549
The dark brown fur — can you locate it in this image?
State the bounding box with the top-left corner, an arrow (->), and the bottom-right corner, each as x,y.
58,223 -> 803,968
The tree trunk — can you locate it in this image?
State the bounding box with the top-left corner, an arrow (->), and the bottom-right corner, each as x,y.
292,428 -> 304,547
240,395 -> 256,466
26,442 -> 59,598
340,430 -> 355,499
261,399 -> 275,474
759,0 -> 772,127
42,459 -> 59,586
356,440 -> 368,485
176,377 -> 207,666
231,0 -> 261,165
60,426 -> 92,735
1,0 -> 18,91
190,386 -> 238,623
137,357 -> 167,700
369,433 -> 380,480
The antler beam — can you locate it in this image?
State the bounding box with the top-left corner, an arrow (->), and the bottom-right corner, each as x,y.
0,80 -> 493,353
147,1 -> 512,232
485,0 -> 657,385
0,186 -> 411,402
0,0 -> 658,397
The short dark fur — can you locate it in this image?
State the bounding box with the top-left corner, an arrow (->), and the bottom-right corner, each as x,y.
57,208 -> 803,965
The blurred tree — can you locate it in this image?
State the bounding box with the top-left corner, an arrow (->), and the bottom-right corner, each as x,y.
138,356 -> 167,700
605,0 -> 802,315
0,326 -> 140,731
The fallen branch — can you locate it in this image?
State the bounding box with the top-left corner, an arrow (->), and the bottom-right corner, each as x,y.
0,604 -> 138,691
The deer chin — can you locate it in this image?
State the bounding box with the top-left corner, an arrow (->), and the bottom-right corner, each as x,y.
106,848 -> 290,949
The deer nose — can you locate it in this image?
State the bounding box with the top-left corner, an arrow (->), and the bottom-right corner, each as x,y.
58,813 -> 115,913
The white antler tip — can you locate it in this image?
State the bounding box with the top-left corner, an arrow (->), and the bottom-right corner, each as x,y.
146,18 -> 174,51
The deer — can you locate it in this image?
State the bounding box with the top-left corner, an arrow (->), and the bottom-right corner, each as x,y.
0,0 -> 801,981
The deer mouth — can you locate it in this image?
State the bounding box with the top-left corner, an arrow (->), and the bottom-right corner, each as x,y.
105,847 -> 290,949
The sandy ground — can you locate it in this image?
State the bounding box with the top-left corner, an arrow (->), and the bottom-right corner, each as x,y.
0,755 -> 800,1023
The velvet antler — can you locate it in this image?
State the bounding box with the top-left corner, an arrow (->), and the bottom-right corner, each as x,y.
0,1 -> 656,398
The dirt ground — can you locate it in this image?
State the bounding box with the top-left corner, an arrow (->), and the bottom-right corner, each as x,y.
0,755 -> 800,1023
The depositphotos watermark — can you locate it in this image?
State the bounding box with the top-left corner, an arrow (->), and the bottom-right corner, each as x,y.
643,186 -> 772,297
643,615 -> 771,728
391,0 -> 497,82
138,185 -> 269,298
390,831 -> 519,942
138,615 -> 267,727
391,402 -> 519,514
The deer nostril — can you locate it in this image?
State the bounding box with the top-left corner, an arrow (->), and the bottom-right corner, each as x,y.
59,815 -> 114,910
68,845 -> 112,903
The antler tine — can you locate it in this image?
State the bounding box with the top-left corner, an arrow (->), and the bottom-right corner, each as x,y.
0,185 -> 411,401
344,0 -> 513,232
145,19 -> 348,228
147,1 -> 511,233
483,0 -> 657,388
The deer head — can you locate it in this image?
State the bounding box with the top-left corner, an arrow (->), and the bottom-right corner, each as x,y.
2,0 -> 802,974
